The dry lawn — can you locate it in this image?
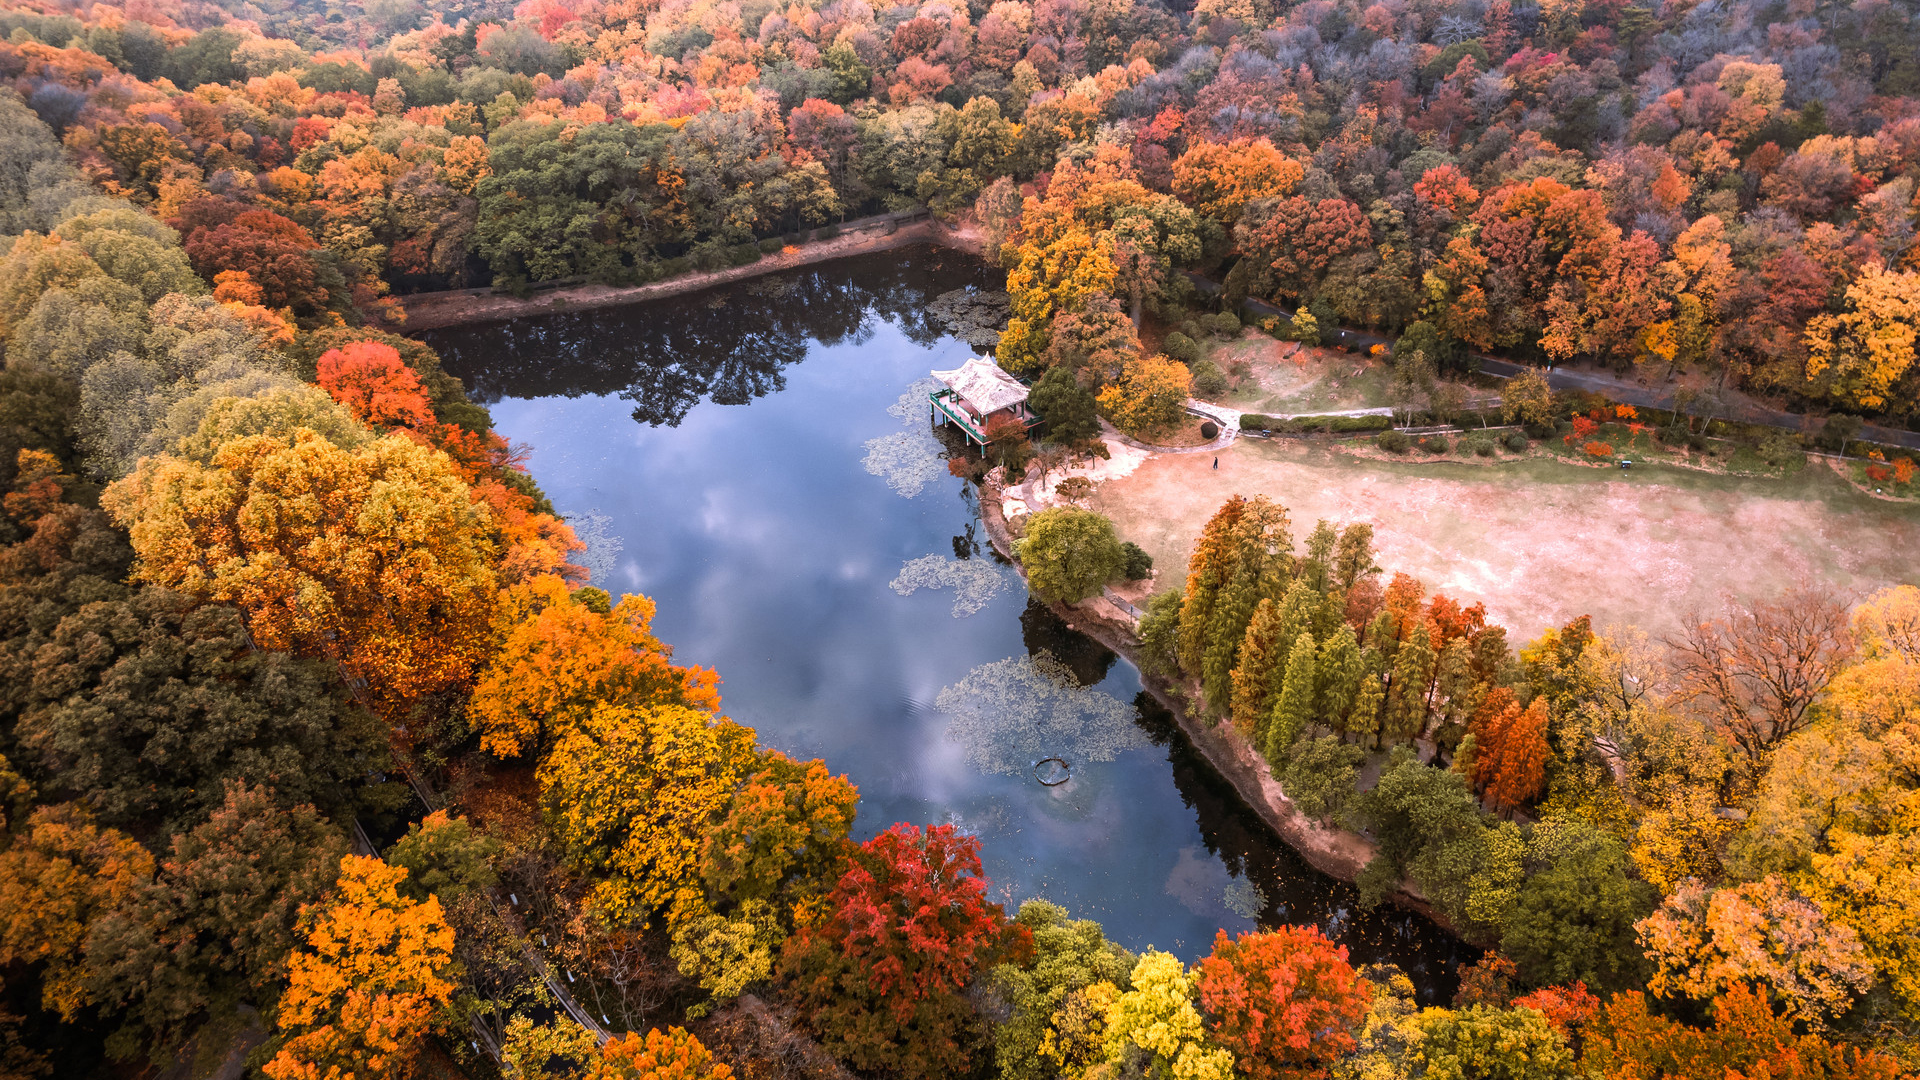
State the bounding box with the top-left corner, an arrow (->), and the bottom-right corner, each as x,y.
1210,334 -> 1394,414
1092,436 -> 1920,638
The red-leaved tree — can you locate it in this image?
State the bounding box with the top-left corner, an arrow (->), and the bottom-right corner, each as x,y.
778,823 -> 1026,1080
1193,926 -> 1370,1080
316,342 -> 437,430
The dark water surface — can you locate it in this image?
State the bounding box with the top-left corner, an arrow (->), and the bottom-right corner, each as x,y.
426,246 -> 1472,998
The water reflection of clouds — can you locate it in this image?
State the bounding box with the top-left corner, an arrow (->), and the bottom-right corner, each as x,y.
451,261 -> 1473,987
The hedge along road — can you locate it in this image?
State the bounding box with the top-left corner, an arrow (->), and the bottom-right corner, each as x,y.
1188,274 -> 1920,453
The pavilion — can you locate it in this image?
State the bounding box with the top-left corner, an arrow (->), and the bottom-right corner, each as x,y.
929,357 -> 1040,448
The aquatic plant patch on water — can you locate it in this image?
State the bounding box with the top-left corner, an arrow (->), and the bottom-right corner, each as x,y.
864,377 -> 951,497
927,288 -> 1011,351
935,653 -> 1147,777
564,508 -> 625,587
889,554 -> 1011,617
863,430 -> 948,497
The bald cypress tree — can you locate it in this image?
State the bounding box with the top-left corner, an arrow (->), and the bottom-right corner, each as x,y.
1315,623 -> 1364,732
1230,598 -> 1285,737
1382,621 -> 1436,745
1200,497 -> 1292,712
1264,631 -> 1318,767
1177,496 -> 1245,677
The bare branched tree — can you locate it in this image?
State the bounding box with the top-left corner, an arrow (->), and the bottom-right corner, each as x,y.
1665,585 -> 1854,768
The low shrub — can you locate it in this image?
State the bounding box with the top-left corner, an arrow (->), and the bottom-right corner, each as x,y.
1685,433 -> 1707,450
1460,434 -> 1496,457
1329,414 -> 1392,433
1504,433 -> 1528,452
1179,319 -> 1203,340
1209,311 -> 1241,337
1582,441 -> 1614,458
1190,360 -> 1230,399
1239,413 -> 1275,432
728,243 -> 763,266
1121,541 -> 1153,580
1163,332 -> 1202,364
1418,434 -> 1450,455
1376,430 -> 1412,453
784,231 -> 807,245
758,237 -> 785,254
816,224 -> 841,240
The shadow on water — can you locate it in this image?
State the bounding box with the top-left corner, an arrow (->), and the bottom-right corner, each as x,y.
1016,601 -> 1478,1002
430,247 -> 992,426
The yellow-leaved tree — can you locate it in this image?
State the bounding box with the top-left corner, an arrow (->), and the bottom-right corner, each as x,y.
470,574 -> 721,758
538,702 -> 758,928
103,429 -> 499,723
1804,265 -> 1920,411
1102,951 -> 1235,1080
265,855 -> 455,1080
1097,353 -> 1192,437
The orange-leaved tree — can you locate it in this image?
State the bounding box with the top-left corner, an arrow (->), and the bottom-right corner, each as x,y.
1582,983 -> 1900,1080
588,1027 -> 733,1080
1469,690 -> 1550,812
470,574 -> 721,758
103,430 -> 500,723
0,803 -> 154,1018
1192,926 -> 1369,1080
316,342 -> 583,584
265,855 -> 455,1080
316,342 -> 437,431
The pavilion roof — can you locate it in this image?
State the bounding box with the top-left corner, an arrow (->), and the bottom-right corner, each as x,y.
931,357 -> 1028,416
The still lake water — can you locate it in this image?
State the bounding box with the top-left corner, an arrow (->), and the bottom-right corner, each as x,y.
426,246 -> 1472,997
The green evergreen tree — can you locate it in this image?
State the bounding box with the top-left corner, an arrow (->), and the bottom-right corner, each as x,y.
1178,496 -> 1246,677
1298,519 -> 1338,594
1315,624 -> 1363,729
1364,608 -> 1400,659
1433,637 -> 1480,732
1200,498 -> 1292,711
1334,523 -> 1379,589
1349,648 -> 1388,747
1137,589 -> 1184,680
1265,631 -> 1318,767
1382,621 -> 1435,745
1229,598 -> 1285,738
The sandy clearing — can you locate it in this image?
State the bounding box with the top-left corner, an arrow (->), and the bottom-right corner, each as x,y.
1091,437 -> 1920,638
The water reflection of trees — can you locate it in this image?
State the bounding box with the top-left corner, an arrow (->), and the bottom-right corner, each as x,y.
1014,599 -> 1473,1002
1132,694 -> 1480,1004
425,247 -> 993,426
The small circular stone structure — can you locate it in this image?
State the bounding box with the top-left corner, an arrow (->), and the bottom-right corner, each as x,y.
1199,420 -> 1220,440
1034,757 -> 1071,786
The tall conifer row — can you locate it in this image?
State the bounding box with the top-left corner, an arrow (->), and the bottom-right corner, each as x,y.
1382,621 -> 1436,744
1230,599 -> 1286,738
1177,496 -> 1246,676
1265,631 -> 1319,767
1316,624 -> 1364,730
1333,523 -> 1378,589
1350,650 -> 1388,747
1200,498 -> 1293,711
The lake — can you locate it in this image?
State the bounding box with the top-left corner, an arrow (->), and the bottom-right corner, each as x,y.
424,245 -> 1473,998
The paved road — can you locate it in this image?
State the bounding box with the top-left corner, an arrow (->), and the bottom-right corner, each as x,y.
1190,275 -> 1920,453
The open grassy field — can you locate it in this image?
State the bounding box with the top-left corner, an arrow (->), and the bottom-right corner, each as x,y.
1092,435 -> 1920,638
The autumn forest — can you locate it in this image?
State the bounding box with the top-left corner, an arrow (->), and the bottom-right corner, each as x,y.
0,0 -> 1917,1073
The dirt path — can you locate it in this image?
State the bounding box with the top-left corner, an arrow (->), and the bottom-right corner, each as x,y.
395,214 -> 968,331
1094,437 -> 1920,638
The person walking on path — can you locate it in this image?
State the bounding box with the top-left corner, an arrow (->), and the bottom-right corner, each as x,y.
1213,456 -> 1218,469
